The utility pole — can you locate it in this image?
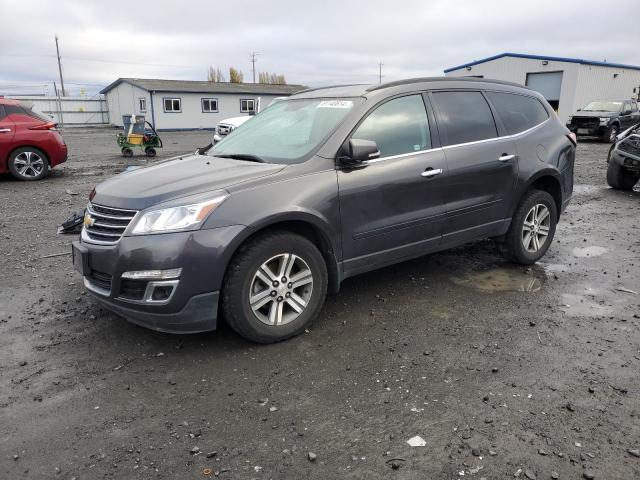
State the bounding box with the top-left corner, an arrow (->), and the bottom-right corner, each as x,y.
250,52 -> 259,83
378,61 -> 383,84
55,35 -> 66,96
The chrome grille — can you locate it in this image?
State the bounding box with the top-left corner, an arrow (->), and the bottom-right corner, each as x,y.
83,203 -> 137,245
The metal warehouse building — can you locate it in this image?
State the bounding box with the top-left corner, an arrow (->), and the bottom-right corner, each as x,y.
444,53 -> 640,122
100,78 -> 305,130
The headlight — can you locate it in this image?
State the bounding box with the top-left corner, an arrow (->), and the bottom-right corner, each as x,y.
600,117 -> 610,125
130,195 -> 228,235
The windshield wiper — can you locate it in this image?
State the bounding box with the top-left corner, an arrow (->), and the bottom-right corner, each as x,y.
215,153 -> 266,163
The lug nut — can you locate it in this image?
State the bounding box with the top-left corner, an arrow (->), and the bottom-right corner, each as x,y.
270,290 -> 277,297
272,281 -> 279,287
285,292 -> 291,298
287,282 -> 293,288
277,296 -> 283,302
281,276 -> 287,282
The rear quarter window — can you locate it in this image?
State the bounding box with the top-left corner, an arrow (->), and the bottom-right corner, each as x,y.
431,91 -> 497,146
487,92 -> 549,135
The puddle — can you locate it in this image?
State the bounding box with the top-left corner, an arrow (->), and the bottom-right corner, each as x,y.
572,246 -> 608,258
451,267 -> 544,293
561,293 -> 613,317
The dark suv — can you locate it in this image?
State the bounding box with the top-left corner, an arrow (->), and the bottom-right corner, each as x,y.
72,78 -> 575,343
566,99 -> 640,143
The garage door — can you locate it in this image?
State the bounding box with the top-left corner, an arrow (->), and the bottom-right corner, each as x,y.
525,72 -> 563,101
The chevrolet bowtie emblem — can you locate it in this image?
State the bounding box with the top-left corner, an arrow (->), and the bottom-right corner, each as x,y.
83,214 -> 95,227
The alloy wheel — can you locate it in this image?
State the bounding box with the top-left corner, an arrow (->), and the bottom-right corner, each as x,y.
14,151 -> 45,178
522,203 -> 550,253
249,253 -> 314,326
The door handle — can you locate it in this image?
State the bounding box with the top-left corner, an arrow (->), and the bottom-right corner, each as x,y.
421,168 -> 443,178
0,128 -> 11,133
499,153 -> 516,162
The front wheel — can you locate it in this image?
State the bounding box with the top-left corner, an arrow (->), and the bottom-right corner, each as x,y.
145,147 -> 157,157
503,189 -> 557,265
603,125 -> 619,143
221,231 -> 328,343
607,161 -> 639,190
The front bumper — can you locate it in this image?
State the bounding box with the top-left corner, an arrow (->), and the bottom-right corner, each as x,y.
566,124 -> 608,137
72,224 -> 244,333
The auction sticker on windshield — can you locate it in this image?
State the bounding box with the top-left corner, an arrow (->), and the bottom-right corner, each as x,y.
317,100 -> 354,109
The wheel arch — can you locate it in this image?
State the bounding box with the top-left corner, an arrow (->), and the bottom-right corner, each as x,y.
219,213 -> 342,295
518,170 -> 563,218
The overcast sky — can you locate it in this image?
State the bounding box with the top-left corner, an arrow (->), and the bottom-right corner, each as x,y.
1,0 -> 638,96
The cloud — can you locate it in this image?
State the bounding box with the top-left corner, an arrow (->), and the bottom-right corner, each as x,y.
1,0 -> 638,95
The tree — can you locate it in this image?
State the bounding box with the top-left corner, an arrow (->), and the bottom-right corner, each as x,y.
258,72 -> 287,85
229,67 -> 244,83
207,66 -> 225,82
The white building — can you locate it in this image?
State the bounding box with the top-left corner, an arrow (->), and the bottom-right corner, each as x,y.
100,78 -> 305,130
444,53 -> 640,122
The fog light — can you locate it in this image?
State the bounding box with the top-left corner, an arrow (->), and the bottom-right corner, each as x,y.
151,285 -> 174,301
121,268 -> 182,280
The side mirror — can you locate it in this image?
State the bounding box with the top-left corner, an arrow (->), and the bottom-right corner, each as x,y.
342,139 -> 380,167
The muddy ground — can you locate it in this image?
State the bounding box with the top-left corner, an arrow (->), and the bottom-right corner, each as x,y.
1,128 -> 639,480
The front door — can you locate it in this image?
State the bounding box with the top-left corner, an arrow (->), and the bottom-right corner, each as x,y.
337,94 -> 448,277
430,90 -> 518,244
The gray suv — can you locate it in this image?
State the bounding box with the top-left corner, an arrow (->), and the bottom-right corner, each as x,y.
72,77 -> 575,343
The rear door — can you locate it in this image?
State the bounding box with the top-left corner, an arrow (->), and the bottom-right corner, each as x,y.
430,90 -> 518,244
620,101 -> 636,129
337,93 -> 448,276
0,105 -> 16,172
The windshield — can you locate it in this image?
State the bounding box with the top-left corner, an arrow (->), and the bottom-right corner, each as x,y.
209,97 -> 360,163
582,101 -> 622,112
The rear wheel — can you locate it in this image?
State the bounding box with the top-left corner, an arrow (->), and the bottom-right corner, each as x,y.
503,189 -> 557,265
145,147 -> 156,157
8,147 -> 50,181
607,161 -> 639,190
221,231 -> 328,343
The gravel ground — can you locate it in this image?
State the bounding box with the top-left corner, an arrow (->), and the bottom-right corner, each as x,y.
1,128 -> 639,479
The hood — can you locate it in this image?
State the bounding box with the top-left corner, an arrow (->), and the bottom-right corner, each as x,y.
217,116 -> 253,128
571,110 -> 619,118
92,154 -> 285,210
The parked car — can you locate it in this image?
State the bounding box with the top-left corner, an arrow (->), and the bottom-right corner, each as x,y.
606,123 -> 640,190
212,97 -> 286,143
72,77 -> 575,343
0,97 -> 67,180
566,99 -> 640,143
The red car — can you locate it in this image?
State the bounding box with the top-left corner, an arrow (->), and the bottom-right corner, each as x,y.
0,97 -> 67,180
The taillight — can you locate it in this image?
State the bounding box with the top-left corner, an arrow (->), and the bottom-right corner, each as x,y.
566,132 -> 577,146
29,122 -> 57,130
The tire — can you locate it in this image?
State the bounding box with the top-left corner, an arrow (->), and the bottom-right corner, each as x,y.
122,147 -> 133,158
7,147 -> 50,181
503,189 -> 557,265
603,125 -> 619,143
145,147 -> 156,157
221,231 -> 328,343
607,161 -> 639,190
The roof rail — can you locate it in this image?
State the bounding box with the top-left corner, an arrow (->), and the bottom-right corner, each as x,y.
294,83 -> 368,95
365,76 -> 525,92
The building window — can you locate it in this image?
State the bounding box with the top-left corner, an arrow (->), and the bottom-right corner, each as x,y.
139,98 -> 146,112
202,98 -> 218,112
163,98 -> 181,113
240,98 -> 255,113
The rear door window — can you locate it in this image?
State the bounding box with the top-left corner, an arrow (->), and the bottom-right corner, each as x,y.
486,92 -> 549,135
351,94 -> 431,158
431,91 -> 497,146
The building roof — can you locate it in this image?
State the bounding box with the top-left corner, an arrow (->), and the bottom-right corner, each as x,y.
99,78 -> 306,95
444,52 -> 640,73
